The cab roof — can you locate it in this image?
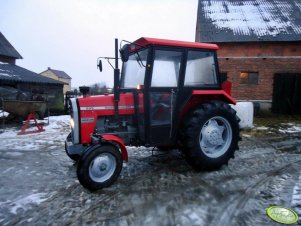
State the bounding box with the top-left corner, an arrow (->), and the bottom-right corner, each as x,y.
134,37 -> 218,50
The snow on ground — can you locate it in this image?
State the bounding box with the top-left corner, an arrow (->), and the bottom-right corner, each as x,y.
256,126 -> 269,131
0,115 -> 70,151
279,123 -> 301,134
291,174 -> 301,216
9,193 -> 49,214
0,111 -> 9,117
0,115 -> 71,222
0,115 -> 300,225
249,122 -> 301,135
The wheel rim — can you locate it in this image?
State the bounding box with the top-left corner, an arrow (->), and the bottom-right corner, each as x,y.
89,153 -> 117,183
199,116 -> 232,158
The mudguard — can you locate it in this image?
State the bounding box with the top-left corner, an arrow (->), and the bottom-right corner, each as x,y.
192,90 -> 236,105
101,134 -> 128,161
179,90 -> 237,122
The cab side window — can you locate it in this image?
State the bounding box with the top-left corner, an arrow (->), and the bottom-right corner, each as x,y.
151,50 -> 182,87
184,51 -> 217,86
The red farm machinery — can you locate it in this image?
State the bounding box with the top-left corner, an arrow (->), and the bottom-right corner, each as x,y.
65,37 -> 240,190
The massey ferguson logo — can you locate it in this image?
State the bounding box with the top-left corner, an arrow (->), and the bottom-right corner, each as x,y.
81,118 -> 94,123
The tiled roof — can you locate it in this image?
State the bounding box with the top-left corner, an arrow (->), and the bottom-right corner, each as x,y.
0,63 -> 64,85
0,32 -> 23,59
196,0 -> 301,42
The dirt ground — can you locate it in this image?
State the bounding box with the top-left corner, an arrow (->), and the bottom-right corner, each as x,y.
0,115 -> 300,226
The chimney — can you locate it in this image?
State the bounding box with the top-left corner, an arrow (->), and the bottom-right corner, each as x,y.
48,67 -> 51,70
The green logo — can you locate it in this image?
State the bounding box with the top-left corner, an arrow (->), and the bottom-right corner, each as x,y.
267,206 -> 299,224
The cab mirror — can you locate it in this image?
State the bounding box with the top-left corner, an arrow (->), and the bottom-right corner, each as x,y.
97,60 -> 102,72
119,44 -> 129,62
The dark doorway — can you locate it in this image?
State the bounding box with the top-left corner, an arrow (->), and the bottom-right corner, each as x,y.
272,73 -> 301,114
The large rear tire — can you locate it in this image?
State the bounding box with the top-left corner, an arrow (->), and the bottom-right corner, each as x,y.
77,145 -> 123,191
180,101 -> 240,170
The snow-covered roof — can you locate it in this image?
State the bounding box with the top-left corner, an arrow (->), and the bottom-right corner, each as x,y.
0,63 -> 64,85
196,0 -> 301,42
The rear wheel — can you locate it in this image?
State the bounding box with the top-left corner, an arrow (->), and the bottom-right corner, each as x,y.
77,145 -> 123,191
180,101 -> 240,170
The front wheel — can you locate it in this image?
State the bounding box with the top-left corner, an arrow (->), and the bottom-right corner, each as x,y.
180,101 -> 240,170
77,145 -> 123,191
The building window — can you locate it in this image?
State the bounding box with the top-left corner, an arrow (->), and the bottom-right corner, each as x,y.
240,72 -> 259,85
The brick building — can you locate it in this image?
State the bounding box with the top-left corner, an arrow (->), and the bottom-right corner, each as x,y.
196,0 -> 301,114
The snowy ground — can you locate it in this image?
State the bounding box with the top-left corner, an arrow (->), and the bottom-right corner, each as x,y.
0,115 -> 300,225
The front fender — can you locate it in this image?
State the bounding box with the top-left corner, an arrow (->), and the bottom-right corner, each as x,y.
101,135 -> 128,162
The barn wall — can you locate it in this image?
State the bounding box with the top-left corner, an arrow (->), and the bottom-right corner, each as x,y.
218,57 -> 301,100
217,42 -> 301,101
217,42 -> 301,57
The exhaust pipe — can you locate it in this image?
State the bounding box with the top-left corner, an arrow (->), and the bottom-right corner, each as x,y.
113,39 -> 120,116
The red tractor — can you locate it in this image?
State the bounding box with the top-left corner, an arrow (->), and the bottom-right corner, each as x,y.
65,37 -> 240,191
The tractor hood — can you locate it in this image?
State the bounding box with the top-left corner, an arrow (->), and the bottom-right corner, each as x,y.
77,93 -> 135,115
72,92 -> 138,144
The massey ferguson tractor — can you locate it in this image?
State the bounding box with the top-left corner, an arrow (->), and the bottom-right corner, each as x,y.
65,37 -> 240,191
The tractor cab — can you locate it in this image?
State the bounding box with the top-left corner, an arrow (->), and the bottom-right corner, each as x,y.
116,38 -> 235,146
66,37 -> 239,191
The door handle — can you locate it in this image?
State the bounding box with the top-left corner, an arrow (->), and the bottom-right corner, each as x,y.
170,89 -> 175,138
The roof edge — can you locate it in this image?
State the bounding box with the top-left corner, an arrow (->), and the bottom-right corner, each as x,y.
0,32 -> 23,59
134,37 -> 219,50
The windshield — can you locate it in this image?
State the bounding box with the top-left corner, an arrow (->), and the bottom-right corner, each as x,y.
120,48 -> 148,88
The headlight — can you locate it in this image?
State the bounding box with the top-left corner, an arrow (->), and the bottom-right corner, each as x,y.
70,118 -> 74,129
70,98 -> 79,144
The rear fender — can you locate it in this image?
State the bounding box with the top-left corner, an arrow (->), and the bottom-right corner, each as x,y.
180,90 -> 237,122
192,90 -> 236,104
101,135 -> 128,161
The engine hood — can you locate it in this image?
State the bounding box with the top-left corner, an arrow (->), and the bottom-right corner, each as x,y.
77,93 -> 136,114
75,92 -> 138,144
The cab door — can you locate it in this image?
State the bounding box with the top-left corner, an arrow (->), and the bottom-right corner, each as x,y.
147,49 -> 183,146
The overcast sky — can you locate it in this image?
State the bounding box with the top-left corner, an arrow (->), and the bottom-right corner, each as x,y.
0,0 -> 198,88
